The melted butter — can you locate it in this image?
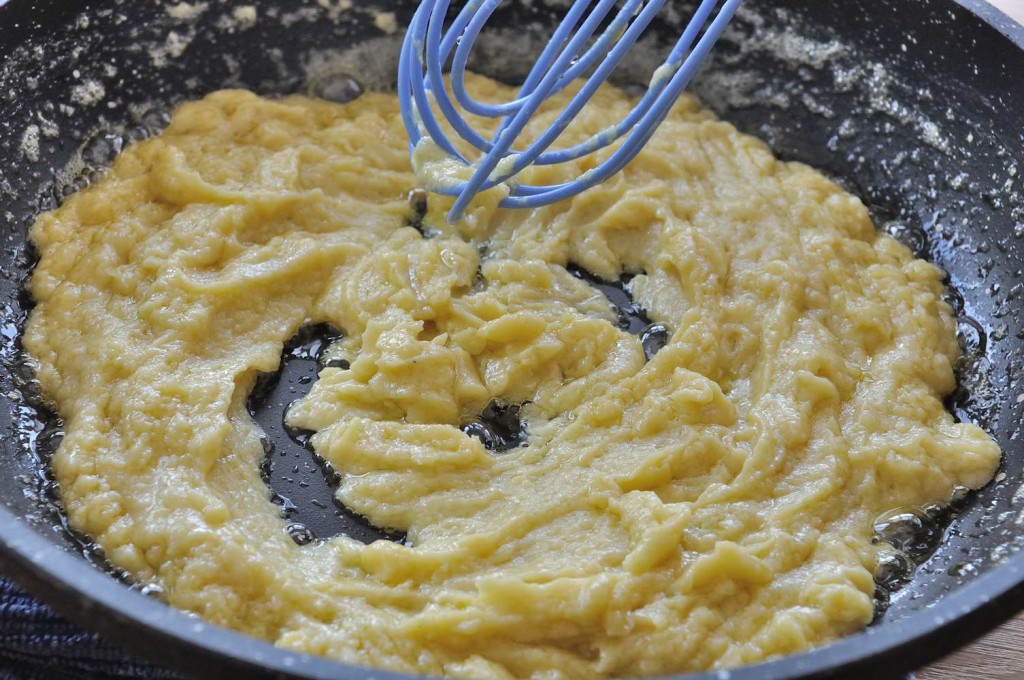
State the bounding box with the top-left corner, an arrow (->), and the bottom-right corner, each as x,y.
22,74 -> 999,678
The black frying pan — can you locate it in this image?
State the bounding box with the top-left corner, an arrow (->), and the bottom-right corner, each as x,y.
0,0 -> 1023,678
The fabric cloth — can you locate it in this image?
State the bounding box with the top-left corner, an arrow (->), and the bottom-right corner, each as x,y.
0,577 -> 183,679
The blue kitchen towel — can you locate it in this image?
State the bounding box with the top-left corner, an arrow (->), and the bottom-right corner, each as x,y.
0,577 -> 184,679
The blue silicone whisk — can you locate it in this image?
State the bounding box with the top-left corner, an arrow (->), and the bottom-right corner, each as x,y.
398,0 -> 742,222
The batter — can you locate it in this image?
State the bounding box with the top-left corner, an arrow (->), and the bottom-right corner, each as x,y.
23,75 -> 1000,678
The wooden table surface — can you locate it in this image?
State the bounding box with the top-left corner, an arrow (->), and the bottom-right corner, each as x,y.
987,0 -> 1024,24
918,613 -> 1024,679
915,4 -> 1024,679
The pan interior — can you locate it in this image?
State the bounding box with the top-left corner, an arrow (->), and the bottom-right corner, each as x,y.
0,0 -> 1022,669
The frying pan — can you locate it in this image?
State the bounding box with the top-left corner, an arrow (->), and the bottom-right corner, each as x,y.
0,0 -> 1022,678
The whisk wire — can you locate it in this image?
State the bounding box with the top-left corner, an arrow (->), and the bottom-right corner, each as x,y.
500,0 -> 742,206
445,0 -> 629,215
404,2 -> 466,160
400,0 -> 742,220
469,0 -> 663,178
451,0 -> 589,118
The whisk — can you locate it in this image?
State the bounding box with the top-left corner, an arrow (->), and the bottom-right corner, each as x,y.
398,0 -> 742,222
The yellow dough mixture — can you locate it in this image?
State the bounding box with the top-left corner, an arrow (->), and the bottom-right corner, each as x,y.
24,75 -> 1000,678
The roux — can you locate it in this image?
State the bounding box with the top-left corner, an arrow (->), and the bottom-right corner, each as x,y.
24,75 -> 999,678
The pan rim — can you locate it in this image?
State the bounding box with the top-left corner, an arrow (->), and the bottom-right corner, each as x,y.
956,0 -> 1024,40
0,0 -> 1022,678
4,487 -> 1024,680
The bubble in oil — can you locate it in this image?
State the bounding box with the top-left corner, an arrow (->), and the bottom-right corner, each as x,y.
139,108 -> 172,135
138,582 -> 165,598
461,400 -> 527,452
9,357 -> 43,404
872,584 -> 891,621
873,506 -> 942,562
122,125 -> 150,146
81,132 -> 124,167
286,523 -> 316,546
308,74 -> 363,103
275,495 -> 298,518
941,285 -> 965,315
948,561 -> 978,578
949,485 -> 971,506
875,550 -> 915,590
640,323 -> 669,361
461,419 -> 501,451
955,316 -> 986,359
35,185 -> 59,213
35,421 -> 64,455
883,220 -> 928,257
285,322 -> 342,361
60,175 -> 91,199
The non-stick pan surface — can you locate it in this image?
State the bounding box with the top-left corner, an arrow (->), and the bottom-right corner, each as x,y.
0,0 -> 1023,677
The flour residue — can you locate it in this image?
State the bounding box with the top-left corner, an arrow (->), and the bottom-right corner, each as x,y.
232,5 -> 257,31
20,125 -> 40,162
71,80 -> 106,108
165,2 -> 207,21
373,11 -> 398,35
150,29 -> 195,68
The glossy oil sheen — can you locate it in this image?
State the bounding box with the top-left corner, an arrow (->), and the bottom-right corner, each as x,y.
0,1 -> 1020,679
